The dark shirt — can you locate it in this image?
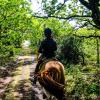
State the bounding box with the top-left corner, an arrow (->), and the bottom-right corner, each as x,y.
38,38 -> 57,58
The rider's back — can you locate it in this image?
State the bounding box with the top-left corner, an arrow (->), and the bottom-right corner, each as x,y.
39,38 -> 57,58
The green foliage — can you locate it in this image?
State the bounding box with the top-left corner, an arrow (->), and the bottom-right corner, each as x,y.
29,17 -> 99,66
58,35 -> 84,64
28,18 -> 73,53
39,0 -> 100,28
42,0 -> 67,16
0,0 -> 33,65
65,65 -> 100,100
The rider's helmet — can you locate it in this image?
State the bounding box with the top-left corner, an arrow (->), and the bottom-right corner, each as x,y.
44,28 -> 52,38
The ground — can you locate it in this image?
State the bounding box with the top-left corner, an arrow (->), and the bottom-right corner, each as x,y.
0,55 -> 47,100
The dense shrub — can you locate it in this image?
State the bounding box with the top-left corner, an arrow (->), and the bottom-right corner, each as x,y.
65,65 -> 100,100
58,35 -> 84,65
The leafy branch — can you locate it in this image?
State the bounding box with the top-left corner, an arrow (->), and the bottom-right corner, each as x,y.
73,34 -> 100,39
33,14 -> 91,20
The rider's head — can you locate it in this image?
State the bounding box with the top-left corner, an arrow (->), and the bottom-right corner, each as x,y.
44,28 -> 52,38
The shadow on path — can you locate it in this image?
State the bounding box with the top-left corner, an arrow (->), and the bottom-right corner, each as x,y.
0,55 -> 45,100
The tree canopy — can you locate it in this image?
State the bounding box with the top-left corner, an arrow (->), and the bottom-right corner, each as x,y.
0,0 -> 33,64
32,0 -> 100,29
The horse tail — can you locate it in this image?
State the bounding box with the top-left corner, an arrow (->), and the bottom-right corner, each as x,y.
37,66 -> 65,100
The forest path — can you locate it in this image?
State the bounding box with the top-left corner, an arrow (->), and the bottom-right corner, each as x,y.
0,55 -> 45,100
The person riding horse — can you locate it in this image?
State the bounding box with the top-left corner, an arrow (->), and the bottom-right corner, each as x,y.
34,28 -> 57,84
32,28 -> 66,100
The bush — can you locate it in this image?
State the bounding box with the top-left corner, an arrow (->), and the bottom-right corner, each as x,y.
65,65 -> 100,100
58,35 -> 84,65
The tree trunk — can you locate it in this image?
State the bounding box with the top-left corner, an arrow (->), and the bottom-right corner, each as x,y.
96,38 -> 100,67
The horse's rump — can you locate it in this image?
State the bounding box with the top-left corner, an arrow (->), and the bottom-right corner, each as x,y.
37,60 -> 65,99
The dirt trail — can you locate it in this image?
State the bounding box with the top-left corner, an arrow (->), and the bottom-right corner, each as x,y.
0,55 -> 45,100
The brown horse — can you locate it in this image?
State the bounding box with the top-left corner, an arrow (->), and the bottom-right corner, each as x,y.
36,59 -> 66,100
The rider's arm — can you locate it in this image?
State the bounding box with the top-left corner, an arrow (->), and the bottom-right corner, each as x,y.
37,41 -> 44,60
38,41 -> 44,53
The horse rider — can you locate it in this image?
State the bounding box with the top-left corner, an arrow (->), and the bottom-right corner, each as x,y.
33,28 -> 57,84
